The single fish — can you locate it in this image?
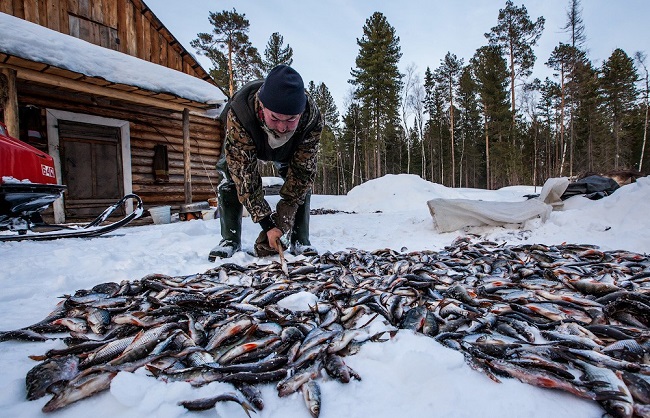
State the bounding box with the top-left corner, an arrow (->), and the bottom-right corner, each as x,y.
400,306 -> 428,331
217,335 -> 281,364
573,359 -> 634,418
0,329 -> 50,342
218,368 -> 289,384
178,391 -> 254,417
26,355 -> 80,400
298,328 -> 341,357
79,335 -> 137,369
277,238 -> 289,277
50,318 -> 88,333
207,355 -> 288,374
277,363 -> 321,397
42,371 -> 117,412
234,382 -> 265,410
487,359 -> 595,400
302,379 -> 321,418
620,371 -> 650,404
85,308 -> 111,335
108,323 -> 177,366
324,353 -> 360,383
29,339 -> 110,361
205,317 -> 254,352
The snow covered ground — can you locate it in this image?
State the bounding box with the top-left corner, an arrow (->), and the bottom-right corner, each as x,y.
1,173 -> 649,418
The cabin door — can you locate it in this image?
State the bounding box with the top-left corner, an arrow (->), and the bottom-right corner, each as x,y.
58,120 -> 124,219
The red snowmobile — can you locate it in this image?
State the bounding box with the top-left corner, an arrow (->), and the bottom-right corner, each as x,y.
0,122 -> 143,241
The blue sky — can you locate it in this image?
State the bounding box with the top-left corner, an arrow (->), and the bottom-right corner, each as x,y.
148,0 -> 648,112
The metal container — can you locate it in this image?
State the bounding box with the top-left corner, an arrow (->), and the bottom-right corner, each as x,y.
178,201 -> 210,221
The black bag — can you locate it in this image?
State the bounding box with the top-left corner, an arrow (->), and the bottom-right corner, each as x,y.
561,175 -> 620,200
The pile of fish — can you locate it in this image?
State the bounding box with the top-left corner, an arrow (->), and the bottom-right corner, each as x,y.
3,238 -> 650,417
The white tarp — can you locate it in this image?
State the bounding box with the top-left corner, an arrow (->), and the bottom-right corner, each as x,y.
427,178 -> 570,233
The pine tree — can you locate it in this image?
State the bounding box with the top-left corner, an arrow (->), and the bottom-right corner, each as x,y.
309,81 -> 341,193
233,44 -> 264,87
423,67 -> 447,183
205,52 -> 231,93
262,32 -> 293,72
571,58 -> 601,173
310,82 -> 340,132
457,65 -> 482,187
349,12 -> 403,179
563,0 -> 586,49
600,48 -> 639,169
423,67 -> 436,180
191,8 -> 262,96
485,1 -> 545,129
471,46 -> 511,188
423,67 -> 436,119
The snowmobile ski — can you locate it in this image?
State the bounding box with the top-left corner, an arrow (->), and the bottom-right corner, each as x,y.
0,194 -> 144,242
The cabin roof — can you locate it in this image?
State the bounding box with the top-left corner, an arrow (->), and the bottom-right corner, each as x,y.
0,13 -> 227,111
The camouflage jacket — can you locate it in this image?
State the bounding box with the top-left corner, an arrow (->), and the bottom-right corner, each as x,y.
223,82 -> 323,227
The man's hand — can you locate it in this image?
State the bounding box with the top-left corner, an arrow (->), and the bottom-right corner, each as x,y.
266,227 -> 284,251
254,227 -> 286,257
254,199 -> 297,257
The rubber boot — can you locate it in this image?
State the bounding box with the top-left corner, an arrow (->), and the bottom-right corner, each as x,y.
290,191 -> 317,255
272,162 -> 316,255
209,159 -> 243,261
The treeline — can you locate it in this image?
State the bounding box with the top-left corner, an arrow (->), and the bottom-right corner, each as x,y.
192,0 -> 649,194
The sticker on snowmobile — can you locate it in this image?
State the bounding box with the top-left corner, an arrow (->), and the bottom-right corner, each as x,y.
41,165 -> 55,178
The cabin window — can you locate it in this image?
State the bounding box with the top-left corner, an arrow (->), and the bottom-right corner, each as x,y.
153,144 -> 169,183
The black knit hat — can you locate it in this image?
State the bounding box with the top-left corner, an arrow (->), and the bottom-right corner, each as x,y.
258,65 -> 307,115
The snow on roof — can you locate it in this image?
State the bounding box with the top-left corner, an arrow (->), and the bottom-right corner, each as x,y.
0,13 -> 227,106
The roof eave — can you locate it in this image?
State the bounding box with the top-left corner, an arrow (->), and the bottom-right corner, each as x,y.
1,52 -> 224,114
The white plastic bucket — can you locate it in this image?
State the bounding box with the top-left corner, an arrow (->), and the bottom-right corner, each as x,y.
149,206 -> 171,224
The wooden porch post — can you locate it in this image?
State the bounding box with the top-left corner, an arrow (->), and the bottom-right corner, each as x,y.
0,67 -> 19,138
183,108 -> 192,204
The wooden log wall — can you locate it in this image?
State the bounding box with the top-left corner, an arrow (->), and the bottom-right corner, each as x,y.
0,68 -> 20,138
17,81 -> 223,210
1,0 -> 214,84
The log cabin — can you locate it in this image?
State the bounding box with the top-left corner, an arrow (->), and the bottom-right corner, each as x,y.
0,0 -> 227,223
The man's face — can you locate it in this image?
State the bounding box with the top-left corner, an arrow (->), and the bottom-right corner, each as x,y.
261,107 -> 301,137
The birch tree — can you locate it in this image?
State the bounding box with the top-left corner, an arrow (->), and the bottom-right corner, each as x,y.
401,63 -> 418,173
635,52 -> 649,171
562,0 -> 586,176
546,43 -> 578,176
435,52 -> 463,187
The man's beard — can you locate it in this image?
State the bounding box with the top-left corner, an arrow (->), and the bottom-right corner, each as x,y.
262,122 -> 296,149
